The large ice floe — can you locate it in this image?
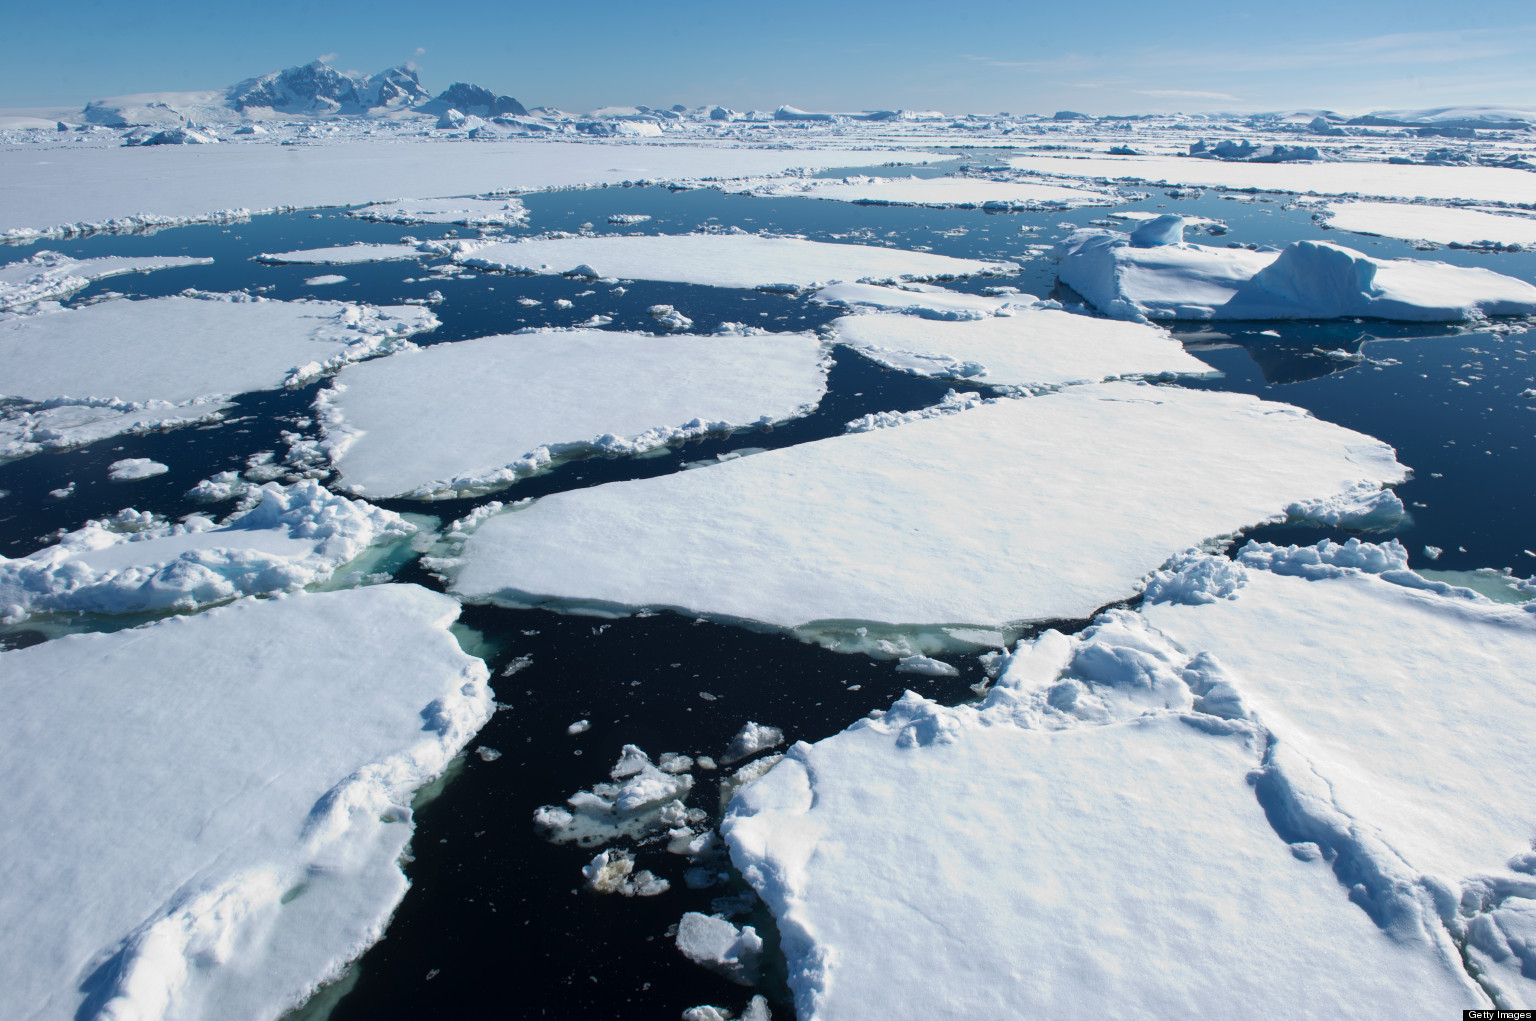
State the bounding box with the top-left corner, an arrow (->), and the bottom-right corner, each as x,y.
717,173 -> 1117,211
0,292 -> 435,459
1055,216 -> 1536,321
0,479 -> 413,622
1322,201 -> 1536,248
444,381 -> 1405,653
346,194 -> 528,226
255,237 -> 490,265
454,233 -> 1017,292
319,328 -> 829,498
0,250 -> 211,310
829,309 -> 1213,387
0,584 -> 492,1021
721,602 -> 1491,1018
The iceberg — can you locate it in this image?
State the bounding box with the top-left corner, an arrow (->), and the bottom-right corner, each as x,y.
454,233 -> 1017,292
446,382 -> 1405,643
318,328 -> 829,498
1056,222 -> 1536,321
830,309 -> 1213,386
0,584 -> 491,1021
0,250 -> 211,311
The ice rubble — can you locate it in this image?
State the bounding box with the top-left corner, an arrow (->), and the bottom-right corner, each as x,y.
1056,219 -> 1536,321
722,635 -> 1483,1018
0,479 -> 412,621
454,234 -> 1017,292
830,310 -> 1213,386
718,174 -> 1117,211
532,744 -> 695,847
0,250 -> 211,310
0,293 -> 436,459
347,195 -> 528,226
319,328 -> 829,498
0,584 -> 492,1021
1322,201 -> 1536,248
447,382 -> 1405,643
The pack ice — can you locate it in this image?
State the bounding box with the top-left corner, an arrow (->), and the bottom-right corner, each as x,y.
0,584 -> 492,1021
1322,201 -> 1536,248
0,293 -> 436,459
319,328 -> 829,498
721,615 -> 1486,1019
455,233 -> 1017,292
446,382 -> 1405,648
0,479 -> 413,621
719,174 -> 1117,211
1056,217 -> 1536,321
830,309 -> 1213,387
0,250 -> 211,311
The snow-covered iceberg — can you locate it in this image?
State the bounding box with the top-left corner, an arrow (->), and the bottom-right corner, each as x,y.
830,309 -> 1213,386
0,584 -> 491,1021
0,250 -> 211,311
445,382 -> 1405,649
0,293 -> 436,459
319,328 -> 829,498
347,195 -> 528,226
1056,219 -> 1536,321
454,233 -> 1017,292
0,480 -> 413,622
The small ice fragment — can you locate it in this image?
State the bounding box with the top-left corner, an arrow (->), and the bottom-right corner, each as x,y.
475,746 -> 503,762
608,214 -> 652,225
516,297 -> 542,307
107,458 -> 169,481
648,304 -> 694,331
1424,546 -> 1444,560
722,722 -> 785,765
500,655 -> 533,677
659,752 -> 695,774
554,299 -> 573,309
676,912 -> 763,984
305,274 -> 347,286
568,719 -> 591,735
895,654 -> 960,678
696,756 -> 718,771
49,484 -> 75,499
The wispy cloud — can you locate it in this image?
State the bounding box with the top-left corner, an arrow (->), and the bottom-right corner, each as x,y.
1135,88 -> 1240,101
317,52 -> 339,64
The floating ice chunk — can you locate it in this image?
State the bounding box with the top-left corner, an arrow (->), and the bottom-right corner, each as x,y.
894,653 -> 959,677
107,457 -> 169,481
719,174 -> 1118,211
1322,202 -> 1536,248
0,250 -> 211,311
0,293 -> 435,459
0,585 -> 492,1021
831,310 -> 1212,387
533,745 -> 694,846
304,274 -> 347,286
648,304 -> 694,331
318,328 -> 828,498
683,998 -> 772,1021
608,213 -> 652,224
0,479 -> 414,620
582,849 -> 671,897
455,233 -> 1017,292
722,722 -> 785,764
348,195 -> 528,227
675,912 -> 763,985
1057,232 -> 1536,321
568,719 -> 592,735
448,382 -> 1405,640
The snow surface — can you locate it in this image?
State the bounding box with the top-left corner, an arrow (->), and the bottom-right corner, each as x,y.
1323,201 -> 1536,247
0,250 -> 211,310
446,382 -> 1404,647
454,234 -> 1017,292
1056,228 -> 1536,321
0,293 -> 436,459
0,584 -> 492,1021
319,328 -> 829,498
721,174 -> 1117,211
830,310 -> 1213,386
347,195 -> 528,226
0,480 -> 413,621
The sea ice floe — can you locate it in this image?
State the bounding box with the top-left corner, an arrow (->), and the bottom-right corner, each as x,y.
106,457 -> 170,481
675,912 -> 763,985
719,174 -> 1117,211
256,237 -> 492,265
0,584 -> 491,1021
830,309 -> 1213,387
446,381 -> 1405,650
1056,223 -> 1536,321
0,250 -> 211,311
347,195 -> 528,226
0,479 -> 413,622
0,292 -> 436,460
454,233 -> 1017,292
810,281 -> 1021,320
319,328 -> 829,498
1322,201 -> 1536,248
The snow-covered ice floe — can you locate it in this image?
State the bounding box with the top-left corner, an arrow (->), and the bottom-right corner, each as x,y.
810,282 -> 1022,320
718,174 -> 1117,211
106,457 -> 169,482
0,292 -> 435,459
256,237 -> 490,265
0,479 -> 413,622
346,195 -> 528,226
454,233 -> 1017,292
830,309 -> 1213,387
721,616 -> 1488,1018
1322,201 -> 1536,249
444,381 -> 1405,653
0,584 -> 491,1021
319,328 -> 829,498
1056,217 -> 1536,321
0,250 -> 211,310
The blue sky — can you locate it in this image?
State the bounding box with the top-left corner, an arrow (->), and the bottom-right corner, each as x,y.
5,0 -> 1534,115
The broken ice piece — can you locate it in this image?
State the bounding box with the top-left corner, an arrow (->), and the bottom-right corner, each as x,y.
721,721 -> 785,764
675,912 -> 762,985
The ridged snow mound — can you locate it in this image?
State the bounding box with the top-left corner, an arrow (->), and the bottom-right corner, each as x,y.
0,585 -> 492,1021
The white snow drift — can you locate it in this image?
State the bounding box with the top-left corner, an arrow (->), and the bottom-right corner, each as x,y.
0,250 -> 211,310
455,233 -> 1017,292
1056,218 -> 1536,321
446,382 -> 1404,648
0,584 -> 492,1021
0,480 -> 413,621
320,328 -> 829,498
